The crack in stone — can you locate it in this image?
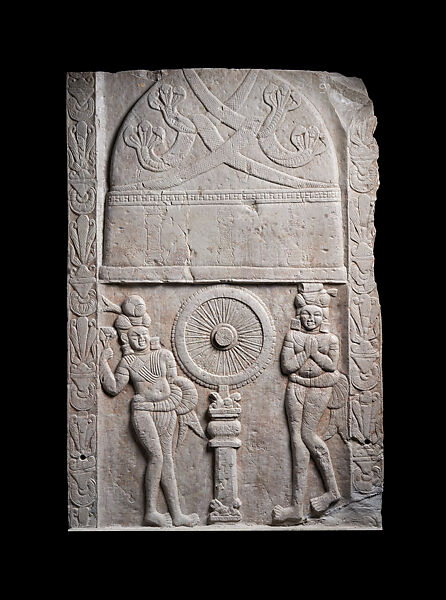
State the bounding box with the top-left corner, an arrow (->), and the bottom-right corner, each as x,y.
322,490 -> 382,517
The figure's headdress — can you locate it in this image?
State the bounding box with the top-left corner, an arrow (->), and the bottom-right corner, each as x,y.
114,295 -> 151,354
293,283 -> 337,332
114,295 -> 151,330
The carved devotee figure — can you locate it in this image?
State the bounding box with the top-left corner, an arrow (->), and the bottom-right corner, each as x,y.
273,283 -> 348,524
99,295 -> 205,527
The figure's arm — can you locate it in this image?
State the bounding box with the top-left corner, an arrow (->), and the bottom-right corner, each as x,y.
164,350 -> 178,383
310,335 -> 339,372
280,331 -> 308,375
99,349 -> 129,396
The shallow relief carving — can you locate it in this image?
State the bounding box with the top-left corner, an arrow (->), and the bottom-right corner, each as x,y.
67,72 -> 98,528
114,69 -> 336,191
101,69 -> 344,281
99,294 -> 206,527
67,72 -> 96,180
67,69 -> 382,529
272,284 -> 349,525
347,109 -> 383,495
172,285 -> 276,523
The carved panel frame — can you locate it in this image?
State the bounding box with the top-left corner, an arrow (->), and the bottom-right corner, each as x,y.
67,72 -> 98,527
66,69 -> 383,528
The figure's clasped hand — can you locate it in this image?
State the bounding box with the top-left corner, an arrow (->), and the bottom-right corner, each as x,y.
304,335 -> 318,357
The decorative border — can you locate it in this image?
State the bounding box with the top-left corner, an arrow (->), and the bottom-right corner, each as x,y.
65,71 -> 383,527
106,188 -> 342,206
347,109 -> 383,496
67,72 -> 98,528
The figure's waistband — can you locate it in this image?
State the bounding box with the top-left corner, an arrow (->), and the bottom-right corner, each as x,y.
131,393 -> 180,412
289,370 -> 339,388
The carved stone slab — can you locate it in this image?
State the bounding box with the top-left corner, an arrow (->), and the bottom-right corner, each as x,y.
67,69 -> 383,530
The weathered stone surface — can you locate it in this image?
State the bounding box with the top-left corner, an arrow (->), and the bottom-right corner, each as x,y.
67,68 -> 383,530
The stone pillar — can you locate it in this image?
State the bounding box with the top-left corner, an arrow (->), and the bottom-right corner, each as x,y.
207,385 -> 242,523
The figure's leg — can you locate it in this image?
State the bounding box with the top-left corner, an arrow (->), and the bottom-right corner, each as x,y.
273,385 -> 309,524
155,412 -> 199,527
131,409 -> 172,527
301,389 -> 341,515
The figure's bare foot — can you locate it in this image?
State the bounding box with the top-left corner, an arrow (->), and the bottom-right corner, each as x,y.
144,511 -> 172,527
310,491 -> 340,516
272,504 -> 304,525
172,512 -> 199,527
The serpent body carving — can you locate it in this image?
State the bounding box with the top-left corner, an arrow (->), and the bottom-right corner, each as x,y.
258,84 -> 327,168
119,71 -> 333,188
124,84 -> 196,172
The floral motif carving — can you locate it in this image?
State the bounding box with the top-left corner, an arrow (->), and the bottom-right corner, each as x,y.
68,115 -> 97,320
352,445 -> 383,493
349,194 -> 376,294
351,391 -> 382,445
68,470 -> 97,527
67,72 -> 97,527
69,215 -> 96,266
347,108 -> 382,495
350,293 -> 380,391
67,72 -> 95,121
69,183 -> 96,215
349,116 -> 379,193
69,414 -> 97,470
68,120 -> 96,179
209,498 -> 242,522
68,215 -> 97,316
69,317 -> 97,414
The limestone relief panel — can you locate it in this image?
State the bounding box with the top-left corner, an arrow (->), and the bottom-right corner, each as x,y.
67,68 -> 383,530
